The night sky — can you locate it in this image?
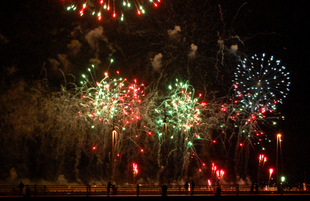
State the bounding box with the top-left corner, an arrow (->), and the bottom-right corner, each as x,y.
0,0 -> 309,183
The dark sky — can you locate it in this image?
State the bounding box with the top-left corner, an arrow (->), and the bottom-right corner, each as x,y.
0,0 -> 309,183
241,0 -> 310,182
264,1 -> 310,183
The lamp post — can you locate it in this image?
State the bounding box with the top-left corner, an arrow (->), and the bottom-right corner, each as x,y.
276,133 -> 282,184
158,115 -> 169,185
111,127 -> 117,182
112,128 -> 117,156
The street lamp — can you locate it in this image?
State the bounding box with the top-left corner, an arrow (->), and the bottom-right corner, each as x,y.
111,127 -> 117,181
112,128 -> 117,147
162,116 -> 167,134
112,128 -> 117,159
276,133 -> 283,184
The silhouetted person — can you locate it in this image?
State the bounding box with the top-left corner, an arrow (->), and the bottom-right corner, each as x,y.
25,185 -> 30,197
255,183 -> 259,193
112,184 -> 117,195
136,184 -> 140,197
161,185 -> 167,197
18,181 -> 24,196
107,181 -> 112,196
250,182 -> 255,194
184,181 -> 189,191
191,180 -> 195,196
215,185 -> 221,196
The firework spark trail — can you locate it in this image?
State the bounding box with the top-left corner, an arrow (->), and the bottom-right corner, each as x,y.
76,66 -> 149,180
0,53 -> 291,183
234,53 -> 290,104
221,53 -> 291,178
0,80 -> 95,182
153,79 -> 202,181
229,54 -> 290,145
65,0 -> 162,21
148,78 -> 225,182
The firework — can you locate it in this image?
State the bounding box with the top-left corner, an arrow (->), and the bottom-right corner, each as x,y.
66,0 -> 162,21
150,79 -> 215,181
154,79 -> 201,136
229,53 -> 290,147
77,65 -> 146,181
78,67 -> 145,129
233,53 -> 290,104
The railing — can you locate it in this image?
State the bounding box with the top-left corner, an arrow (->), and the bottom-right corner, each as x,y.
0,184 -> 309,197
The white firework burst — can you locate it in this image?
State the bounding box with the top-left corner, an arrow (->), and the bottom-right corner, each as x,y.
233,53 -> 290,104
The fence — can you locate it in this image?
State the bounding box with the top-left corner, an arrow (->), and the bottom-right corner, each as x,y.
0,184 -> 309,197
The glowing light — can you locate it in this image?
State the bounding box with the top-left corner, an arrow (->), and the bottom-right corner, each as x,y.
233,53 -> 290,104
230,53 -> 291,149
281,176 -> 285,182
212,163 -> 217,171
216,169 -> 225,179
38,52 -> 291,182
133,163 -> 139,175
77,60 -> 147,167
65,0 -> 161,21
269,168 -> 274,174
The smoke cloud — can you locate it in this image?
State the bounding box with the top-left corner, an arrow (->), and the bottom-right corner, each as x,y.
89,57 -> 102,66
4,168 -> 81,185
188,43 -> 198,59
48,58 -> 60,71
85,26 -> 104,50
167,26 -> 181,38
0,33 -> 9,44
85,26 -> 116,54
56,54 -> 71,72
151,53 -> 163,72
67,39 -> 82,56
230,44 -> 238,53
48,54 -> 71,73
